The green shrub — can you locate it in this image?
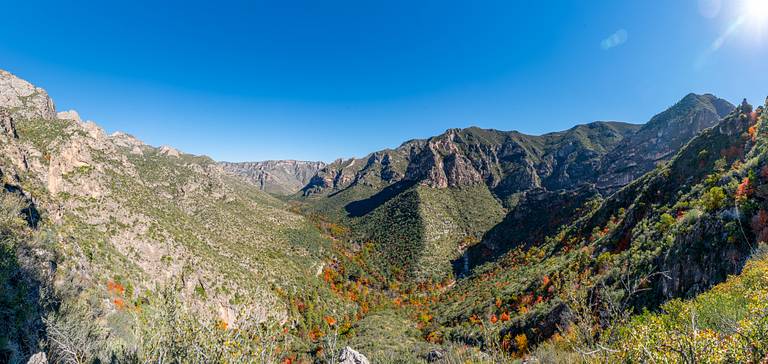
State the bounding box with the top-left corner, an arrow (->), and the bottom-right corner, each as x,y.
700,186 -> 727,212
655,213 -> 676,232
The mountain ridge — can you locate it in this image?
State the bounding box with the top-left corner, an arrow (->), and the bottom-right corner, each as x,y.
288,94 -> 733,279
219,159 -> 326,195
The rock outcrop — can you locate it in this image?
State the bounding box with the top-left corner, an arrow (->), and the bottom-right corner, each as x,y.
26,352 -> 48,364
1,109 -> 18,139
0,70 -> 56,120
338,347 -> 370,364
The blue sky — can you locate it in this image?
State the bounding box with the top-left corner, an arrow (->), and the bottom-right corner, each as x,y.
1,0 -> 767,162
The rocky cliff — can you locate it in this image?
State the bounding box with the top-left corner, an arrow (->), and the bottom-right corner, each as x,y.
303,96 -> 733,202
219,160 -> 326,195
302,122 -> 642,201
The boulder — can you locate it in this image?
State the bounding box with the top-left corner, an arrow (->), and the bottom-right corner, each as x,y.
425,349 -> 446,362
27,352 -> 47,364
338,346 -> 369,364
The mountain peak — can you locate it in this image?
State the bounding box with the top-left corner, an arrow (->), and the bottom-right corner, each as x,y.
597,92 -> 735,190
0,69 -> 57,120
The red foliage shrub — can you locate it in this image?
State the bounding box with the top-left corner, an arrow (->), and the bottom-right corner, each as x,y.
324,316 -> 337,326
113,297 -> 125,310
737,177 -> 753,202
749,125 -> 758,141
107,280 -> 125,296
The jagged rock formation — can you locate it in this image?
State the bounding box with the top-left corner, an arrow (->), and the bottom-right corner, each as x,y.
302,122 -> 643,201
220,160 -> 326,195
0,70 -> 56,120
304,95 -> 733,201
338,347 -> 370,364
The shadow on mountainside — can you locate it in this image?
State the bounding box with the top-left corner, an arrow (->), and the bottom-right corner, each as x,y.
0,190 -> 49,363
345,180 -> 418,217
4,184 -> 40,228
452,186 -> 599,277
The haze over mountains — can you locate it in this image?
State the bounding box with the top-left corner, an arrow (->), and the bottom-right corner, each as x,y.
2,68 -> 768,363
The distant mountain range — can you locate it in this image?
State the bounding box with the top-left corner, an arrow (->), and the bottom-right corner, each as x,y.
230,93 -> 732,199
219,160 -> 325,195
225,93 -> 734,278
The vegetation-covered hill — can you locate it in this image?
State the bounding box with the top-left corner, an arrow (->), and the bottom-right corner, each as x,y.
0,69 -> 349,363
429,98 -> 761,356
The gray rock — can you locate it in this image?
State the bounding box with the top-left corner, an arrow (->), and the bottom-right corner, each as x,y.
57,110 -> 82,123
597,93 -> 734,192
0,109 -> 18,139
0,69 -> 57,120
425,349 -> 446,362
338,346 -> 369,364
27,352 -> 48,364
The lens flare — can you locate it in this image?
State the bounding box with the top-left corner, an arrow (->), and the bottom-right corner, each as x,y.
744,0 -> 768,28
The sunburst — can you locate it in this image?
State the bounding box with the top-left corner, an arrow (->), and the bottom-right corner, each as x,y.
743,0 -> 768,33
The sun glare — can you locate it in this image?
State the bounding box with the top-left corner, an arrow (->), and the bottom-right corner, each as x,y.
744,0 -> 768,27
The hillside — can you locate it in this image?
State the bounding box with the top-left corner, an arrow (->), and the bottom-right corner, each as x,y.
598,93 -> 735,190
0,69 -> 346,363
430,98 -> 766,359
219,160 -> 326,195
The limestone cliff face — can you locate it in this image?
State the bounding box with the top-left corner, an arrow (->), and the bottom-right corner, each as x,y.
302,147 -> 414,194
219,160 -> 326,195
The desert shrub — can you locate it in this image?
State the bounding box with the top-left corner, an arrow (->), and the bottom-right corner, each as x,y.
655,213 -> 676,233
700,186 -> 727,212
45,301 -> 108,364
